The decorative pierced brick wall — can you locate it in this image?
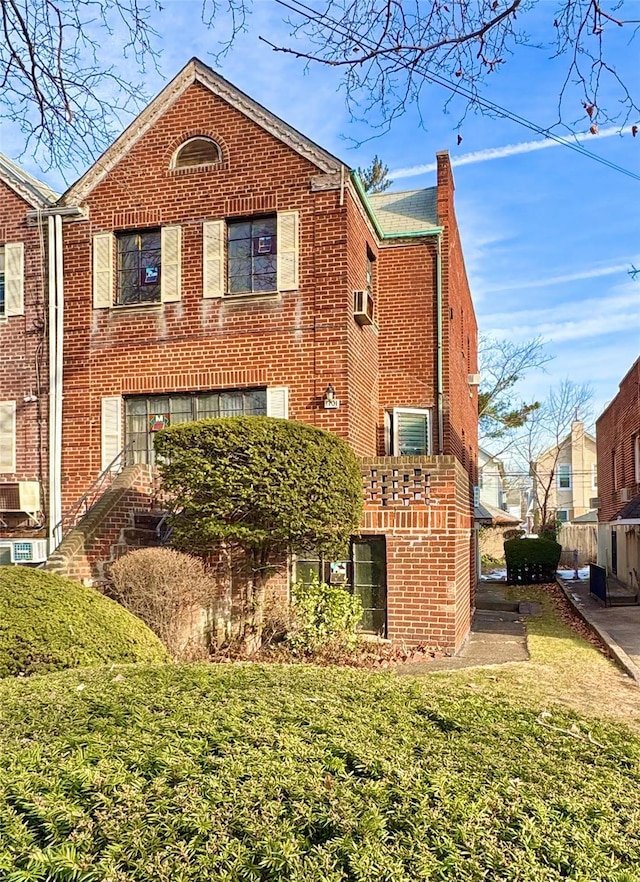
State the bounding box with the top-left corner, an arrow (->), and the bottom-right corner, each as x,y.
360,455 -> 473,652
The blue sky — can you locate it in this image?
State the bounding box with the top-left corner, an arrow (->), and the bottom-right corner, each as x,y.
2,0 -> 638,425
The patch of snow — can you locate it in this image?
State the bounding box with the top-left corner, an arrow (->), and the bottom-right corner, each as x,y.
557,567 -> 590,581
480,568 -> 507,581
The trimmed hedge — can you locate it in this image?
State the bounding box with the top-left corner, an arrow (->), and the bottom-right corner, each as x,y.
0,567 -> 168,677
0,665 -> 639,880
154,416 -> 364,559
504,538 -> 562,584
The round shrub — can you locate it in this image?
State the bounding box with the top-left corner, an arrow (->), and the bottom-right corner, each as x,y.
0,567 -> 168,677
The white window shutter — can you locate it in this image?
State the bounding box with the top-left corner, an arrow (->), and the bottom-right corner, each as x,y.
93,233 -> 113,309
203,220 -> 224,298
266,387 -> 289,419
161,225 -> 182,303
0,401 -> 16,473
101,396 -> 122,471
277,211 -> 299,291
5,243 -> 24,317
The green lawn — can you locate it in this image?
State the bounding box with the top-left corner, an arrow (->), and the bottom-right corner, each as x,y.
1,661 -> 639,881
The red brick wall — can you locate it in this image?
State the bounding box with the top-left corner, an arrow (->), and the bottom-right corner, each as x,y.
596,358 -> 640,521
361,456 -> 473,651
437,152 -> 478,486
0,182 -> 48,534
377,240 -> 437,453
60,83 -> 377,505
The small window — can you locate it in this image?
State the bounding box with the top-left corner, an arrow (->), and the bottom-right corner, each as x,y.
557,463 -> 571,490
634,435 -> 640,485
388,408 -> 432,456
592,463 -> 598,490
173,137 -> 221,168
556,509 -> 569,523
227,216 -> 277,294
0,247 -> 4,317
366,248 -> 375,292
116,230 -> 161,305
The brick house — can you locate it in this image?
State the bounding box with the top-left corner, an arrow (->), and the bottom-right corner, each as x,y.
596,358 -> 640,592
16,58 -> 478,650
0,154 -> 59,565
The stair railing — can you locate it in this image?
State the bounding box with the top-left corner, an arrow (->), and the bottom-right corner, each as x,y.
52,442 -> 135,545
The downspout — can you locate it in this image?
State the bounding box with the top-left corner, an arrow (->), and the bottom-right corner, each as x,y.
436,232 -> 444,455
54,213 -> 64,548
47,217 -> 57,551
47,215 -> 64,551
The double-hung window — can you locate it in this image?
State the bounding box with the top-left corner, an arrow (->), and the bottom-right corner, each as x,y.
557,463 -> 571,490
227,216 -> 277,294
116,230 -> 162,305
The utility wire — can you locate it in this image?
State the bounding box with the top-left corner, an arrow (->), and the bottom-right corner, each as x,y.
273,0 -> 640,182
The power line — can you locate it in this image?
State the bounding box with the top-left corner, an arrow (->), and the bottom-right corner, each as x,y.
273,0 -> 640,182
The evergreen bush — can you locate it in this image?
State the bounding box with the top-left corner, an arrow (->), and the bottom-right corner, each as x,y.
0,567 -> 168,677
504,538 -> 562,584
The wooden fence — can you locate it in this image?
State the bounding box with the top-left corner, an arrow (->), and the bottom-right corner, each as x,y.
557,523 -> 598,567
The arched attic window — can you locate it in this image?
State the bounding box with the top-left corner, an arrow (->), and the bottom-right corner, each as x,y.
172,137 -> 221,169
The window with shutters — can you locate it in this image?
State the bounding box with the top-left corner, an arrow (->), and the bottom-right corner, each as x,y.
227,216 -> 277,294
116,230 -> 161,305
386,408 -> 432,456
172,137 -> 221,168
125,389 -> 268,465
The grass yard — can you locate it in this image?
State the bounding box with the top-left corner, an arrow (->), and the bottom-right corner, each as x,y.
436,583 -> 640,733
1,660 -> 640,881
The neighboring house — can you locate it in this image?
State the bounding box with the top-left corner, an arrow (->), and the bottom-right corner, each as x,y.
476,448 -> 521,563
595,358 -> 640,591
532,420 -> 598,527
5,59 -> 479,651
0,154 -> 58,566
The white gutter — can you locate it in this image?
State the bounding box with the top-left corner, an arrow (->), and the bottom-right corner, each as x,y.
47,215 -> 64,551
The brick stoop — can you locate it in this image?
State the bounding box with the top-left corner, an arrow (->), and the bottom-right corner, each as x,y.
44,465 -> 158,584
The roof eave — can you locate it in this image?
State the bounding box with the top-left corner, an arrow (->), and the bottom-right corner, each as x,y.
61,57 -> 346,206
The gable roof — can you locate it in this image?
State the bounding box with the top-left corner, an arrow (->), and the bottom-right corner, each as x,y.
0,152 -> 58,208
60,58 -> 345,205
368,188 -> 439,235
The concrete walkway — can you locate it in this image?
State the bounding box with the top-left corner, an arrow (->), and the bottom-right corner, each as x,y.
394,578 -> 640,685
557,576 -> 640,685
395,607 -> 529,676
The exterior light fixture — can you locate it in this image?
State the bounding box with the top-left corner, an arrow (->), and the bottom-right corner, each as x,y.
323,384 -> 340,409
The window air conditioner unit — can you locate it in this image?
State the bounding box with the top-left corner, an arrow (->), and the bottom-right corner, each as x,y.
10,538 -> 48,564
0,482 -> 41,517
620,487 -> 632,503
468,373 -> 481,386
589,497 -> 601,509
353,289 -> 374,326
